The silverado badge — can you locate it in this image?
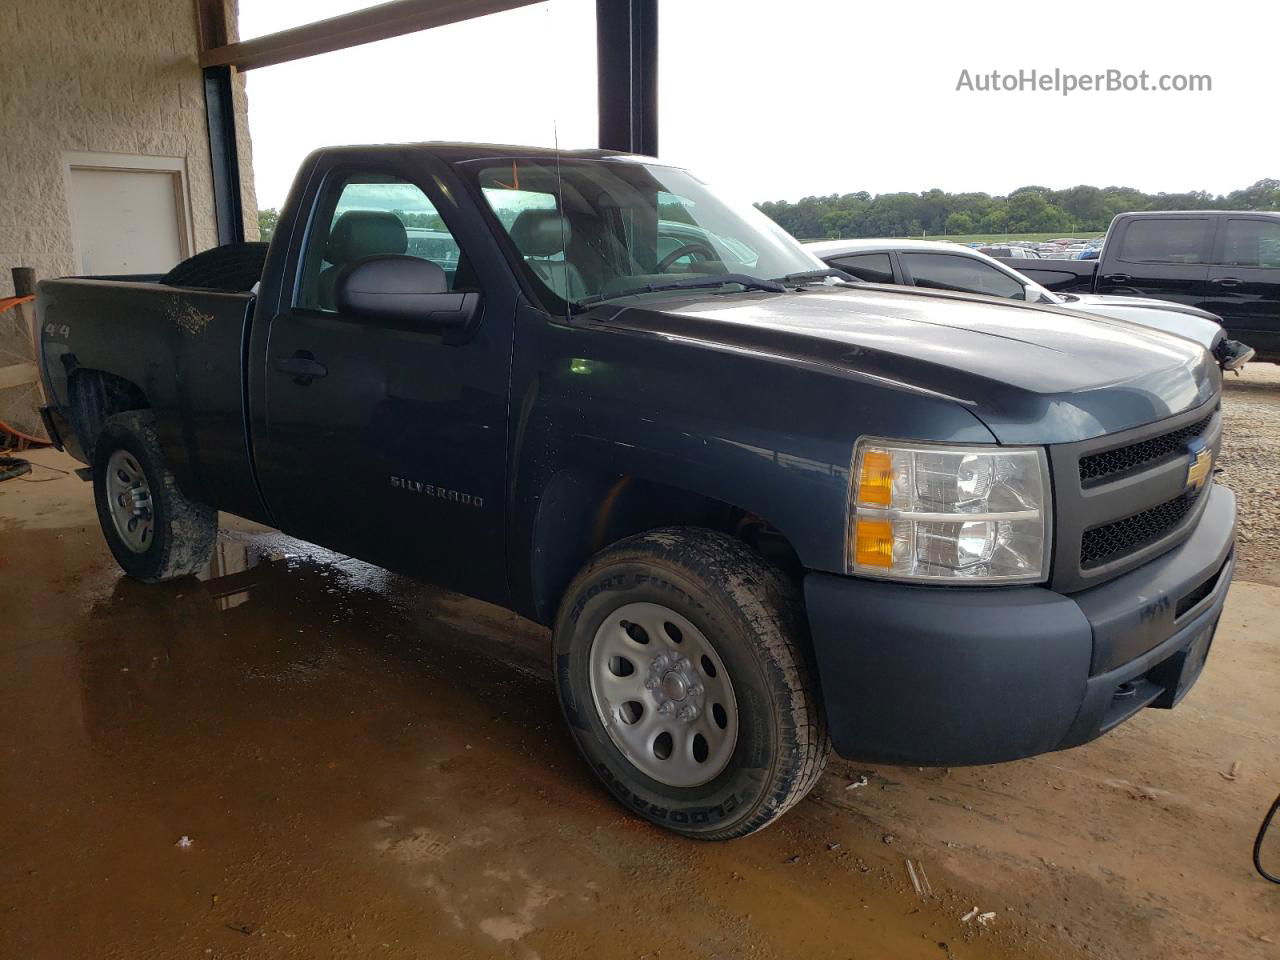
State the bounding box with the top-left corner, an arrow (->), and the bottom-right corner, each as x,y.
1185,439 -> 1212,493
390,476 -> 484,508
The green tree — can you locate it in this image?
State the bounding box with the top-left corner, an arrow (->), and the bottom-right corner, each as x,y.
1006,192 -> 1071,233
753,181 -> 1278,241
1226,179 -> 1280,209
1053,186 -> 1107,230
396,210 -> 447,230
944,211 -> 976,235
977,201 -> 1010,235
257,208 -> 279,243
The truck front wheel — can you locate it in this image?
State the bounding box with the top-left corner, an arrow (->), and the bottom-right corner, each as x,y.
553,527 -> 830,839
92,411 -> 217,583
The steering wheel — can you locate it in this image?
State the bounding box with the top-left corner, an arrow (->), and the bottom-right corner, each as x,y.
655,241 -> 717,273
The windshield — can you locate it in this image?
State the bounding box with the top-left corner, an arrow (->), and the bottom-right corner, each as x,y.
460,157 -> 826,309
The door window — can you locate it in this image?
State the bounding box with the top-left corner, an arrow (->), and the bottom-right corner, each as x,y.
1116,219 -> 1210,264
1220,219 -> 1280,268
298,173 -> 471,311
901,253 -> 1025,299
830,253 -> 894,284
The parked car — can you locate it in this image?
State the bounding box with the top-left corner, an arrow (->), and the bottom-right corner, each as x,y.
36,143 -> 1236,840
979,244 -> 1040,259
990,211 -> 1280,362
807,238 -> 1254,370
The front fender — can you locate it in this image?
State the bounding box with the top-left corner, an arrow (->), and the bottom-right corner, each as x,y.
506,312 -> 996,619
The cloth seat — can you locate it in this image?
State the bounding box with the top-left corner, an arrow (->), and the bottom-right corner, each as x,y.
508,209 -> 587,302
318,211 -> 408,309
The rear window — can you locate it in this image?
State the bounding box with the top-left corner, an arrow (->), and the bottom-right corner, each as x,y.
1117,219 -> 1210,264
1220,219 -> 1280,268
831,253 -> 893,284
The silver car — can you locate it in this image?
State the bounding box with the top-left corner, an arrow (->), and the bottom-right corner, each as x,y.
806,238 -> 1254,370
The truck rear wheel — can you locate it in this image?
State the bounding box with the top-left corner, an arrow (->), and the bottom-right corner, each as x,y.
553,528 -> 830,840
92,411 -> 216,583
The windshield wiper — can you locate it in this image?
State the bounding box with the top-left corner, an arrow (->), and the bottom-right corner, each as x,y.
774,268 -> 856,285
575,273 -> 786,309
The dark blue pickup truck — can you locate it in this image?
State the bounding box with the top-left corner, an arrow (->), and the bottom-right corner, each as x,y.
36,144 -> 1236,839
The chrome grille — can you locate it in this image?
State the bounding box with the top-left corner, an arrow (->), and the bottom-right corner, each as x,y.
1078,413 -> 1213,488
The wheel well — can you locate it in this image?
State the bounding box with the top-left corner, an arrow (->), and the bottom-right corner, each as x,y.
67,369 -> 149,457
529,470 -> 802,624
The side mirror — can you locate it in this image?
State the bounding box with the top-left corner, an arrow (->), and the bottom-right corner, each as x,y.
335,254 -> 479,329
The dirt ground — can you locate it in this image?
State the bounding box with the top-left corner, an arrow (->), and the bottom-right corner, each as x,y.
1,367 -> 1278,960
1219,362 -> 1280,585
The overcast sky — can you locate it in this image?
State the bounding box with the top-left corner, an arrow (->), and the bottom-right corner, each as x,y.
239,0 -> 1276,210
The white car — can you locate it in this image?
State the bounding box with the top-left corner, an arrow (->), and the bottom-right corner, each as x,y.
806,238 -> 1253,369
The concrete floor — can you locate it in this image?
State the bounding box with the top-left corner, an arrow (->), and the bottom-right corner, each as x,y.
2,373 -> 1278,959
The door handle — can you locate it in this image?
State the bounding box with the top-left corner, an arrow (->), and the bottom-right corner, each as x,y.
274,351 -> 327,384
1211,277 -> 1243,287
1103,274 -> 1131,284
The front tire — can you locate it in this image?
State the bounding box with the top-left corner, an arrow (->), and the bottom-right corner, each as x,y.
553,528 -> 830,840
92,411 -> 216,583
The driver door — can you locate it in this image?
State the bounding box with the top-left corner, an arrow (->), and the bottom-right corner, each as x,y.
253,160 -> 517,602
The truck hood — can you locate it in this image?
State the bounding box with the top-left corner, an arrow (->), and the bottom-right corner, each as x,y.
600,285 -> 1218,444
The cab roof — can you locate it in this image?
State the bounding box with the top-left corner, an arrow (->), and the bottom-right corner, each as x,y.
315,141 -> 646,165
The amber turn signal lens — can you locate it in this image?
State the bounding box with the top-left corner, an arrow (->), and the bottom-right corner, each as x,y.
854,518 -> 894,568
858,450 -> 894,507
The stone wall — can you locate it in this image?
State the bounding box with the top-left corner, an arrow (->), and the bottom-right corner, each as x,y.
0,0 -> 258,297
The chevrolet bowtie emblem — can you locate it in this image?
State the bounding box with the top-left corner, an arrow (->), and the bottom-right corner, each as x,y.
1185,439 -> 1212,493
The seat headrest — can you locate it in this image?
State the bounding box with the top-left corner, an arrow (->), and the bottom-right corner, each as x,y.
509,209 -> 571,258
325,211 -> 407,264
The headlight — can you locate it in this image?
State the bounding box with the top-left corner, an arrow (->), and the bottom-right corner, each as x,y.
847,438 -> 1051,584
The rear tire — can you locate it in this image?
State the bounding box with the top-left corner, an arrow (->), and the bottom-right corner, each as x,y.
92,411 -> 216,583
553,527 -> 830,840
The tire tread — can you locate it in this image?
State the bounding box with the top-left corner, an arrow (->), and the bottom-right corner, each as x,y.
95,411 -> 216,582
558,526 -> 830,840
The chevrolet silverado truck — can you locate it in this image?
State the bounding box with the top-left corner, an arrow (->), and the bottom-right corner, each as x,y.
36,144 -> 1236,840
994,210 -> 1280,362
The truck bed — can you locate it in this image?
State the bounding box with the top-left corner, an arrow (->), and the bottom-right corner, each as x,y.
38,277 -> 266,523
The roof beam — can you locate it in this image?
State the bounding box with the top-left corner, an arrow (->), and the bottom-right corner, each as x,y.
596,0 -> 657,156
199,0 -> 543,71
193,0 -> 234,51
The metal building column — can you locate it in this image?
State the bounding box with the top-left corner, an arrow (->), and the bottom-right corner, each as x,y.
203,65 -> 245,246
596,0 -> 657,156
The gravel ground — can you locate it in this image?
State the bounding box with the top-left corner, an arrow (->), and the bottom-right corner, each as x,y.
1218,363 -> 1280,584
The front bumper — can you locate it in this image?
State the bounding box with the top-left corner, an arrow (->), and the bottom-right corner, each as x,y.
804,483 -> 1236,766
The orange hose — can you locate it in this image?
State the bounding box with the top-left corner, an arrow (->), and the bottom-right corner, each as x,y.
0,294 -> 34,313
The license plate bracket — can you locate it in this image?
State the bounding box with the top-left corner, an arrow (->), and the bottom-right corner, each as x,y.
1149,618 -> 1218,709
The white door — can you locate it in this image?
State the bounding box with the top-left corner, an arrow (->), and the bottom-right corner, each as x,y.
67,164 -> 190,275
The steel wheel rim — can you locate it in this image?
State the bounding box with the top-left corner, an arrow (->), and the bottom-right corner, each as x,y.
588,601 -> 739,788
105,449 -> 154,554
